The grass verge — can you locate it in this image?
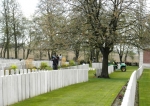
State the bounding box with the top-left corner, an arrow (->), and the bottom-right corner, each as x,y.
138,69 -> 150,106
11,66 -> 138,106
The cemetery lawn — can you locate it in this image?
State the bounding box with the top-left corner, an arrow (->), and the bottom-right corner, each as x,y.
138,69 -> 150,106
11,66 -> 138,106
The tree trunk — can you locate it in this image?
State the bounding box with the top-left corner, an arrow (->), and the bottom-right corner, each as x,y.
48,50 -> 51,60
40,50 -> 42,60
124,47 -> 129,62
0,47 -> 4,58
23,48 -> 25,59
96,49 -> 100,62
14,31 -> 18,58
90,49 -> 93,62
4,0 -> 10,59
13,11 -> 18,59
14,28 -> 18,58
119,55 -> 123,63
100,47 -> 110,78
75,50 -> 79,61
124,50 -> 129,62
26,49 -> 30,59
90,48 -> 95,62
6,47 -> 9,59
3,48 -> 6,58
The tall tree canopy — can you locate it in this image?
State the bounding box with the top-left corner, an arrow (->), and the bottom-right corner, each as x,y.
64,0 -> 148,78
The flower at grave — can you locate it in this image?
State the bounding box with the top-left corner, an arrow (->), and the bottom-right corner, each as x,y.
40,62 -> 48,69
61,63 -> 69,68
118,94 -> 123,99
69,60 -> 75,66
10,64 -> 17,70
32,68 -> 36,71
32,66 -> 37,71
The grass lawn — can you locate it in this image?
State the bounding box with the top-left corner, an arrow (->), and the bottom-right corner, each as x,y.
11,66 -> 138,106
138,69 -> 150,106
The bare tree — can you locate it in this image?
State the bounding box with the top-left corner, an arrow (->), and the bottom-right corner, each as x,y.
32,0 -> 67,60
10,0 -> 23,59
1,0 -> 11,58
0,0 -> 24,59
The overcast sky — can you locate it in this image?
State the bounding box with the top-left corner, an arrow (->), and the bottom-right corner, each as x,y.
17,0 -> 38,18
17,0 -> 150,18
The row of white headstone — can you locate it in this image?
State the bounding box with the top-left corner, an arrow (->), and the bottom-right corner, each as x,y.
121,66 -> 143,106
0,64 -> 89,106
92,62 -> 144,106
0,59 -> 69,73
0,64 -> 89,76
0,60 -> 25,70
0,60 -> 52,70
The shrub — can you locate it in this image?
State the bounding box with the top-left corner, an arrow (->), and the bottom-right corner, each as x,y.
32,66 -> 37,69
69,60 -> 75,66
40,62 -> 48,69
45,66 -> 53,70
10,64 -> 17,70
80,60 -> 86,65
61,64 -> 69,68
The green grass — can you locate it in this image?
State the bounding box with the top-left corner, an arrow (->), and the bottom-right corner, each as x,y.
11,66 -> 138,106
138,69 -> 150,106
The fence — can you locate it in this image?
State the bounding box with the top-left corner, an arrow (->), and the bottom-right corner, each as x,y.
121,66 -> 143,106
0,64 -> 89,106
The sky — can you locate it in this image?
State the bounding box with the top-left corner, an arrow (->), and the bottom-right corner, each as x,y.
17,0 -> 150,18
17,0 -> 39,18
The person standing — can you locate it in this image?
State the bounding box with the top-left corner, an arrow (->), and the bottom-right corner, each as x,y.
52,55 -> 58,70
56,55 -> 59,66
59,54 -> 62,61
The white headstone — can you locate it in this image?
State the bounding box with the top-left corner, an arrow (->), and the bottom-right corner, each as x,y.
5,70 -> 9,75
21,74 -> 26,100
25,74 -> 30,99
0,70 -> 4,77
17,75 -> 22,101
0,77 -> 3,106
2,76 -> 8,106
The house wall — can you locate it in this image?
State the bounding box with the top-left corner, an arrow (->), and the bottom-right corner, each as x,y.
141,50 -> 150,68
143,50 -> 150,63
